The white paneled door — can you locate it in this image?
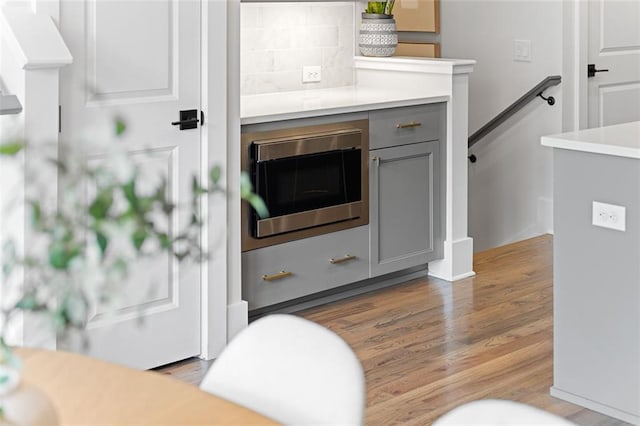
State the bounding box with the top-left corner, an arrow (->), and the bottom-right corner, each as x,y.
587,0 -> 640,127
60,0 -> 201,369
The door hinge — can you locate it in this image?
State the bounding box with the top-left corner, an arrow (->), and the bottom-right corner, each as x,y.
200,110 -> 205,126
58,105 -> 62,133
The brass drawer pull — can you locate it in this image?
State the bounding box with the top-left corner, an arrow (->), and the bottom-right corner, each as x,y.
329,254 -> 357,264
396,121 -> 422,129
262,271 -> 293,282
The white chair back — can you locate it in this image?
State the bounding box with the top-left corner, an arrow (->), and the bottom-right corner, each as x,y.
433,399 -> 577,425
200,314 -> 366,425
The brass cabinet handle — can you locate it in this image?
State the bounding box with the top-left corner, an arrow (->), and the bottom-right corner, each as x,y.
396,121 -> 422,129
329,254 -> 357,264
262,271 -> 293,282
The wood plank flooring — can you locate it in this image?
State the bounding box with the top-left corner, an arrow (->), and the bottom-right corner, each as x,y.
155,235 -> 629,425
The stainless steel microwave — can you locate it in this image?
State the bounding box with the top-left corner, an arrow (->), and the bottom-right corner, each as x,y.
241,119 -> 369,252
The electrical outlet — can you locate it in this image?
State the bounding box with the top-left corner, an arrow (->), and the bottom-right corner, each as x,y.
302,65 -> 322,83
514,39 -> 532,62
592,201 -> 626,232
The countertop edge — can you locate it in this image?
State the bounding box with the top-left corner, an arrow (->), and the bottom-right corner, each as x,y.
541,136 -> 640,160
241,94 -> 450,126
541,121 -> 640,160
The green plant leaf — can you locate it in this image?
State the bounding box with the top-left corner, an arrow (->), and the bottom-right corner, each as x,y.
115,118 -> 127,136
136,196 -> 154,214
246,194 -> 269,219
15,294 -> 37,310
96,231 -> 108,254
132,227 -> 148,251
49,241 -> 80,270
240,172 -> 269,218
239,172 -> 253,199
2,241 -> 16,277
366,1 -> 386,13
122,181 -> 136,206
31,201 -> 42,228
209,166 -> 221,185
191,176 -> 206,196
0,142 -> 23,156
157,233 -> 171,249
89,190 -> 113,219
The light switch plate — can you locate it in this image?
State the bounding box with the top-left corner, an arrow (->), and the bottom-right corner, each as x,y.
514,39 -> 532,62
592,201 -> 626,232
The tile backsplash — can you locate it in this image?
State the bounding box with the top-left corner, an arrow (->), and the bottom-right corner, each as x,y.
241,2 -> 355,95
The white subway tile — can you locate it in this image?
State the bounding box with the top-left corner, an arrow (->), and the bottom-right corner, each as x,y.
313,27 -> 339,48
240,1 -> 355,96
241,4 -> 261,29
242,51 -> 275,75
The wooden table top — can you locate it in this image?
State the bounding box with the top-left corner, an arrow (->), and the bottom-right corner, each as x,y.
17,348 -> 277,425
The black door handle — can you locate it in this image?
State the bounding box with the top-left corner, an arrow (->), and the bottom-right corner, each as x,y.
171,109 -> 199,130
588,64 -> 609,78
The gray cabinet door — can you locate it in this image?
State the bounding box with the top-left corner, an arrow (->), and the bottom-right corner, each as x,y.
370,141 -> 441,277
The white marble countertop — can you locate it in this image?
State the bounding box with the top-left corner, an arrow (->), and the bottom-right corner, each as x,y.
241,86 -> 449,125
541,121 -> 640,159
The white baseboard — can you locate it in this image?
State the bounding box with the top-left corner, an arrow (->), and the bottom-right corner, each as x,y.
227,300 -> 248,341
428,237 -> 475,282
550,386 -> 639,425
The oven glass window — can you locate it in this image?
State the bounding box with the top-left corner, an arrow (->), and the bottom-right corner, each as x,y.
254,148 -> 361,218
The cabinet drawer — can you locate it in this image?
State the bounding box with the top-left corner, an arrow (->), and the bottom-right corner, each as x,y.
369,103 -> 443,149
242,226 -> 369,310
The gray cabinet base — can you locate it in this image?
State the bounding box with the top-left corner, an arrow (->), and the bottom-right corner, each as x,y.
550,387 -> 639,425
248,265 -> 428,321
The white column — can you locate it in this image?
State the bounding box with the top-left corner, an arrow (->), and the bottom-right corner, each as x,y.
428,65 -> 476,281
0,4 -> 71,348
354,57 -> 476,281
225,0 -> 248,341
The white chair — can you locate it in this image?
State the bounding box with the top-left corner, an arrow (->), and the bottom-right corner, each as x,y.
200,314 -> 366,425
433,399 -> 577,425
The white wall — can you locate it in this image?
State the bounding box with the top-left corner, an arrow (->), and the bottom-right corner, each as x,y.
240,1 -> 355,95
441,0 -> 563,252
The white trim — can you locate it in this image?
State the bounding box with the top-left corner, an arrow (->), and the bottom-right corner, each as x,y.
0,5 -> 71,70
1,0 -> 68,349
199,0 -> 228,361
428,237 -> 475,282
227,300 -> 248,341
226,0 -> 245,341
354,56 -> 475,75
550,387 -> 639,425
562,0 -> 589,132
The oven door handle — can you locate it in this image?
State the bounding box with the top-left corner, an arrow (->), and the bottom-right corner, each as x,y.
254,128 -> 362,162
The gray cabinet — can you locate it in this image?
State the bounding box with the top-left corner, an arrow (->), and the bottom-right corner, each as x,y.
241,103 -> 445,312
369,103 -> 444,277
242,226 -> 369,310
552,148 -> 640,422
369,141 -> 441,277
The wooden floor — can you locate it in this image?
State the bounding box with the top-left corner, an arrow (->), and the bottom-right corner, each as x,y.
156,235 -> 629,425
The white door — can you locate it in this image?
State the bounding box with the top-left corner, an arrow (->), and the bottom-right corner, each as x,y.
587,0 -> 640,127
59,0 -> 201,369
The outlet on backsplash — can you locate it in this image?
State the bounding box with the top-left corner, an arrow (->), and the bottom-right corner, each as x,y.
302,65 -> 322,83
240,2 -> 355,95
